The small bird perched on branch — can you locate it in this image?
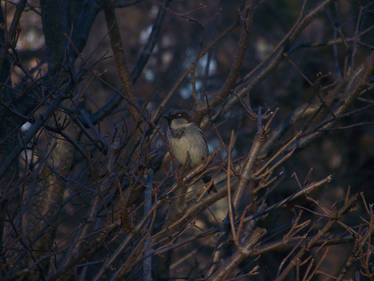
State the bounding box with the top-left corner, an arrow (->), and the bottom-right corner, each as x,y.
165,111 -> 215,191
165,112 -> 208,168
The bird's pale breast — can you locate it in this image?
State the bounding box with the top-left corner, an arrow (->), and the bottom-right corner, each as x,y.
168,125 -> 208,167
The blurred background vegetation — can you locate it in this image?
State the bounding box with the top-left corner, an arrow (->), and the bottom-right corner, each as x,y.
0,0 -> 374,280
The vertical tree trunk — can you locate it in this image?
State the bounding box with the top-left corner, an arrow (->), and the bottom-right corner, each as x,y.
23,114 -> 77,279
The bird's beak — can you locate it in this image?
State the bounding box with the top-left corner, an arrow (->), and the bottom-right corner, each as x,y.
163,114 -> 171,124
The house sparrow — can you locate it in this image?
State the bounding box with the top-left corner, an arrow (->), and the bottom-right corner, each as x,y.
165,111 -> 216,192
165,112 -> 208,168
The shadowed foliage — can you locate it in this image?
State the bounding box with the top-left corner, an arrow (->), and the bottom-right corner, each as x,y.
0,0 -> 374,280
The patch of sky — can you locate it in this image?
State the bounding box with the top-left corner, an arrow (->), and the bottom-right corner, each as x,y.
140,25 -> 153,44
180,49 -> 218,99
144,69 -> 155,81
183,48 -> 217,75
21,121 -> 32,132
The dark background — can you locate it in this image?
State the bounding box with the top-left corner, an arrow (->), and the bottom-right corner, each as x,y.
0,0 -> 374,280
